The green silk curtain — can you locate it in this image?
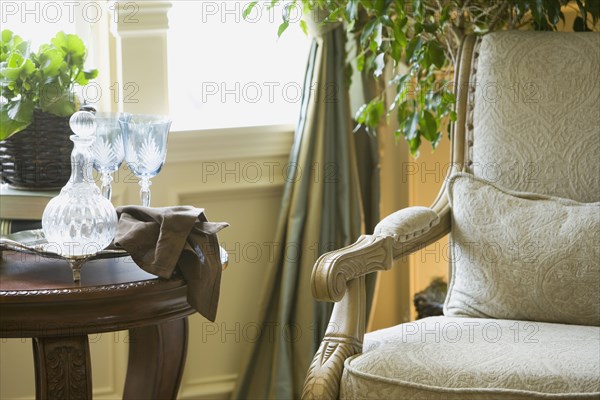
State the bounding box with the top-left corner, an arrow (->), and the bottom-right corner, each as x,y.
232,21 -> 379,399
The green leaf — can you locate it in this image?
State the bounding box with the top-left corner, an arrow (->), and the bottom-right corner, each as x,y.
365,100 -> 385,128
373,53 -> 385,78
299,20 -> 308,35
575,0 -> 587,28
74,70 -> 88,85
360,19 -> 377,47
1,29 -> 13,43
7,97 -> 34,122
587,0 -> 600,21
356,52 -> 365,72
391,41 -> 401,63
51,32 -> 83,55
407,111 -> 420,140
83,69 -> 98,80
38,47 -> 62,76
374,0 -> 387,16
414,0 -> 423,17
345,0 -> 358,21
396,100 -> 409,121
406,37 -> 422,62
242,1 -> 259,19
39,88 -> 77,116
373,23 -> 383,50
545,2 -> 561,26
5,51 -> 23,70
0,103 -> 31,140
423,22 -> 437,33
408,135 -> 421,158
355,104 -> 368,124
420,110 -> 438,141
277,20 -> 290,37
393,26 -> 407,48
428,41 -> 445,68
1,54 -> 35,81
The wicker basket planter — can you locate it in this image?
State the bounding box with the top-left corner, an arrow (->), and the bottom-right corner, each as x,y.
0,110 -> 73,190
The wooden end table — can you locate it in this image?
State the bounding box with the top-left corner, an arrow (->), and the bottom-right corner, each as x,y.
0,251 -> 194,399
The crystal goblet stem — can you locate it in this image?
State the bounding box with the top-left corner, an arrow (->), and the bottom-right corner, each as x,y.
139,177 -> 152,208
100,172 -> 114,200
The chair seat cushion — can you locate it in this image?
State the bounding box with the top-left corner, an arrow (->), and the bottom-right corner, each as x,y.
340,317 -> 600,400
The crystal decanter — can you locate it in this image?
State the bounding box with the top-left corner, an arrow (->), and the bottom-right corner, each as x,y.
42,111 -> 118,281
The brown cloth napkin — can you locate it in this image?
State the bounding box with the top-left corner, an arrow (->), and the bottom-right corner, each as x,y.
115,206 -> 228,322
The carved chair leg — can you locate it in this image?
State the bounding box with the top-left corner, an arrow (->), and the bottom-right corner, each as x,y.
32,335 -> 92,400
123,317 -> 189,400
302,277 -> 366,400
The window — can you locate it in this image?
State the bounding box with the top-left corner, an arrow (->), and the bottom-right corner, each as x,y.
0,1 -> 99,64
0,1 -> 108,111
167,1 -> 310,131
1,2 -> 76,47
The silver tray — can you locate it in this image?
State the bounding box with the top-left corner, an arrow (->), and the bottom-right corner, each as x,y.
0,229 -> 129,281
0,229 -> 229,282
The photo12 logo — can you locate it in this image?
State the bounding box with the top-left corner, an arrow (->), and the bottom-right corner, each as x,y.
199,1 -> 303,24
1,1 -> 139,24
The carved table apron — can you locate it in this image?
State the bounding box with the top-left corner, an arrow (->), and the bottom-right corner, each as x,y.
0,252 -> 194,399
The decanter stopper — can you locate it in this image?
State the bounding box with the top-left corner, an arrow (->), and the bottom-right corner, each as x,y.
70,109 -> 97,138
42,111 -> 118,281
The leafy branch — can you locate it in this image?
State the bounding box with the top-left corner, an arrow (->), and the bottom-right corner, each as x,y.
247,0 -> 599,156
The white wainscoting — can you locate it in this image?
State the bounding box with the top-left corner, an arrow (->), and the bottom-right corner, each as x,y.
0,126 -> 293,400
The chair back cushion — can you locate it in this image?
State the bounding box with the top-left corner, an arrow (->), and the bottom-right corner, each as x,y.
445,173 -> 600,326
468,32 -> 600,203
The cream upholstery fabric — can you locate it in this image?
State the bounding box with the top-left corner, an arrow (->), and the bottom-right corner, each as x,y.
445,173 -> 600,326
304,32 -> 600,400
340,317 -> 600,400
470,32 -> 600,203
374,207 -> 439,242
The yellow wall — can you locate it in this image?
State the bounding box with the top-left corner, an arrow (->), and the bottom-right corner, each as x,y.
407,137 -> 451,320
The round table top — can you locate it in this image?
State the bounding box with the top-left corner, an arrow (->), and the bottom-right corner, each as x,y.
0,251 -> 194,337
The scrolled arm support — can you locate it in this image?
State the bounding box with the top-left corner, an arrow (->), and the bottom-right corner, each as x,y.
311,235 -> 393,303
310,206 -> 447,303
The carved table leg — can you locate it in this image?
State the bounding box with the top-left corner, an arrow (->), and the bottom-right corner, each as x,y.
123,317 -> 189,400
32,336 -> 92,400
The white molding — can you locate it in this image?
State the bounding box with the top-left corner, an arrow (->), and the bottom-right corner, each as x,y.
179,374 -> 237,400
110,0 -> 172,36
179,182 -> 284,204
168,125 -> 295,163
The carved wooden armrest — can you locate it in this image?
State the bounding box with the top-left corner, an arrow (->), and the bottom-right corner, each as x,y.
311,206 -> 449,303
303,203 -> 451,399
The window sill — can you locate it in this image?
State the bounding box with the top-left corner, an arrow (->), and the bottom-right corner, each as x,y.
167,124 -> 295,163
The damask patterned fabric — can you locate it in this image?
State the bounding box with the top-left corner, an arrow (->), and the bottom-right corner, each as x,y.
470,32 -> 600,203
340,316 -> 600,399
445,173 -> 600,326
374,206 -> 439,242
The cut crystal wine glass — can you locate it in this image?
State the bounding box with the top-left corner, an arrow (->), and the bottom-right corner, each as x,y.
119,115 -> 172,207
91,112 -> 130,200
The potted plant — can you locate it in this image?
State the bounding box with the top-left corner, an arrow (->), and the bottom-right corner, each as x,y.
258,0 -> 598,156
0,30 -> 98,189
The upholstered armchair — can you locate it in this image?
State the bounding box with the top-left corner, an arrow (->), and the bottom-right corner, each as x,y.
302,31 -> 600,400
